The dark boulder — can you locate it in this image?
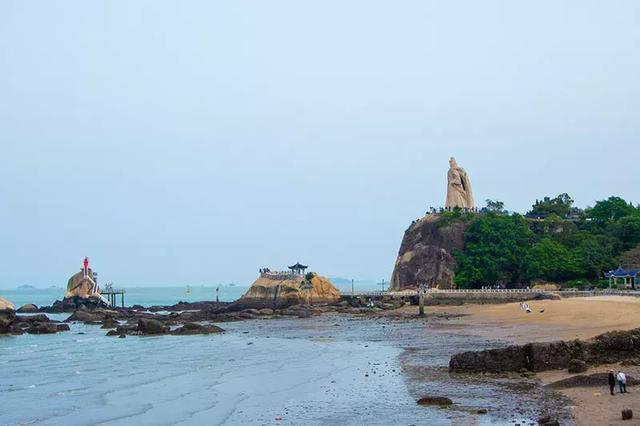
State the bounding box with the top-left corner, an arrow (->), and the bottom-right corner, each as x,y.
0,309 -> 16,333
170,322 -> 224,335
538,416 -> 560,426
416,396 -> 453,406
66,310 -> 102,324
137,318 -> 168,335
622,409 -> 633,420
56,324 -> 70,332
17,304 -> 38,313
27,322 -> 59,334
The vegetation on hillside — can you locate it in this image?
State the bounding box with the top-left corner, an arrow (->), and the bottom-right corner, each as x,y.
453,195 -> 640,288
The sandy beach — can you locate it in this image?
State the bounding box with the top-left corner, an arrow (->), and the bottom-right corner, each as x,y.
418,296 -> 640,425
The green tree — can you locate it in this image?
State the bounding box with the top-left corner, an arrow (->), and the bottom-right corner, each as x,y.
523,238 -> 581,282
454,213 -> 533,288
483,199 -> 506,214
610,215 -> 640,250
620,244 -> 640,269
586,196 -> 637,224
527,193 -> 574,218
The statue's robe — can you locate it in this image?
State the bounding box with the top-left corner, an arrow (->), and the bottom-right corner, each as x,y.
446,166 -> 474,209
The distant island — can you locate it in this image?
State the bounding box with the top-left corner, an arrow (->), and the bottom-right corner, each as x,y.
16,284 -> 36,290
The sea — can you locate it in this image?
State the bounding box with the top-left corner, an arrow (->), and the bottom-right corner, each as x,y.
0,286 -> 569,426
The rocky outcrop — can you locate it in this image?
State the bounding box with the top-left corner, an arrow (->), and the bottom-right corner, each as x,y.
1,310 -> 70,335
49,295 -> 110,312
233,273 -> 340,310
450,328 -> 640,373
65,269 -> 98,298
390,214 -> 470,290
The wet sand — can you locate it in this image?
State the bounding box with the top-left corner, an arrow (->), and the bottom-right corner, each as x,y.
392,296 -> 640,425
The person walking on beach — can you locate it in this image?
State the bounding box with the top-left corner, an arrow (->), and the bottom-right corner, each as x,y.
609,370 -> 616,395
617,370 -> 627,393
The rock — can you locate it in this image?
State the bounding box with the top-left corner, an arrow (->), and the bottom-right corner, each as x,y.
416,396 -> 453,406
622,409 -> 633,420
66,310 -> 102,323
567,359 -> 588,373
56,324 -> 70,332
297,310 -> 312,318
170,322 -> 224,335
258,308 -> 274,315
101,318 -> 119,329
0,296 -> 15,311
450,328 -> 640,373
16,304 -> 38,313
538,416 -> 559,426
27,322 -> 59,334
232,273 -> 340,310
65,269 -> 98,298
118,334 -> 126,338
548,373 -> 638,389
390,214 -> 469,290
0,309 -> 16,334
477,408 -> 488,414
106,330 -> 119,336
137,318 -> 168,335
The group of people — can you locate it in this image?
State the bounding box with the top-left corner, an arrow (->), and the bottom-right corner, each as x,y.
608,369 -> 628,395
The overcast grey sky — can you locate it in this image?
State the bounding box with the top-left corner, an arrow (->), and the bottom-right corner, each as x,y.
1,1 -> 638,287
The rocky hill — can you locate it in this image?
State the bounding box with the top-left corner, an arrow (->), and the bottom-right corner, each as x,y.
233,272 -> 340,310
390,213 -> 470,290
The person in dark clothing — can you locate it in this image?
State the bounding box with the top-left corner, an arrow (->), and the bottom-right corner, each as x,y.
608,370 -> 616,395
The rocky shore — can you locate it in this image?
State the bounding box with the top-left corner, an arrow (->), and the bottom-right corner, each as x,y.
450,327 -> 640,375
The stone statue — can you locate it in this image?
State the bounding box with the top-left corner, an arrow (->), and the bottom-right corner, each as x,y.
445,157 -> 474,210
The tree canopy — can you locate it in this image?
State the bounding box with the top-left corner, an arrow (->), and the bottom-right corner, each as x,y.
452,194 -> 637,288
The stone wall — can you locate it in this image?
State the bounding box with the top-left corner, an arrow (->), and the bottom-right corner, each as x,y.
424,291 -> 560,305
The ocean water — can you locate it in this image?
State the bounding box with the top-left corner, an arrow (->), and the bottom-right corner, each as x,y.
1,286 -> 249,308
0,289 -> 568,425
2,283 -> 380,309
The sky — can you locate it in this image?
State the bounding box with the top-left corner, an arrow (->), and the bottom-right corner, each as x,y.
1,1 -> 639,287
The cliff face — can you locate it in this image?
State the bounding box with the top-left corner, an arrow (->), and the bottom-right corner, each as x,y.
390,214 -> 469,290
235,273 -> 340,310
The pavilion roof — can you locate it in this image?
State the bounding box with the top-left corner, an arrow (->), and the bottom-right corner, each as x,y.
288,262 -> 308,270
604,266 -> 640,278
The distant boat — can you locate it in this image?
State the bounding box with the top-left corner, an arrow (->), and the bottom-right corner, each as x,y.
185,285 -> 192,295
227,283 -> 237,287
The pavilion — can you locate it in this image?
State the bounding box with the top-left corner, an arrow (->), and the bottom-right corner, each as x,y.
288,262 -> 308,276
604,266 -> 640,289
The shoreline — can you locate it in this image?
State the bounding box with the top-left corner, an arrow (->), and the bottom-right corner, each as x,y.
398,296 -> 640,425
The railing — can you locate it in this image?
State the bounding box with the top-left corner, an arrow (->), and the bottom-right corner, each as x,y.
260,271 -> 300,280
342,288 -> 640,298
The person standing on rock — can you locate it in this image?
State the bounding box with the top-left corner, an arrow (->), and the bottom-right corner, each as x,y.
617,370 -> 627,393
609,370 -> 616,395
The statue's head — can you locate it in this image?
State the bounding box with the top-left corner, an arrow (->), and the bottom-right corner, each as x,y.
449,157 -> 457,168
